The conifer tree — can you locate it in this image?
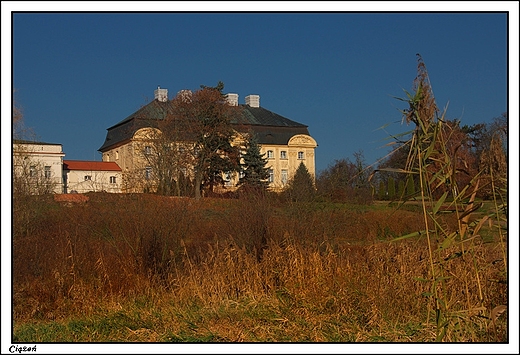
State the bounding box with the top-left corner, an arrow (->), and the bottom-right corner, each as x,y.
388,176 -> 396,199
238,133 -> 270,190
406,175 -> 415,196
398,180 -> 405,199
286,161 -> 315,202
378,180 -> 386,200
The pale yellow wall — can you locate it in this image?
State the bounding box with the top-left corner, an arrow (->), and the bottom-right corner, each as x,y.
224,133 -> 317,192
101,128 -> 160,192
260,134 -> 317,191
102,129 -> 317,193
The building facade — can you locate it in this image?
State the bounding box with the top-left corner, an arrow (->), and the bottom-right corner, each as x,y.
98,87 -> 317,193
63,160 -> 122,193
13,140 -> 65,194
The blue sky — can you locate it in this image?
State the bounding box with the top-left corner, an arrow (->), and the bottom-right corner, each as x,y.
5,4 -> 515,175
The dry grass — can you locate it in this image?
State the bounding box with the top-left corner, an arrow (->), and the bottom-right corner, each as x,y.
12,193 -> 507,342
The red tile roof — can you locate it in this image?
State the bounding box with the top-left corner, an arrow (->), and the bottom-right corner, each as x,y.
63,160 -> 121,172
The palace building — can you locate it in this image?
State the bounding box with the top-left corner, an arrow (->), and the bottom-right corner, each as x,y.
98,87 -> 317,193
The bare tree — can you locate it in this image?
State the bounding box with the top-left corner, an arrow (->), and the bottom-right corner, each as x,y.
12,92 -> 57,196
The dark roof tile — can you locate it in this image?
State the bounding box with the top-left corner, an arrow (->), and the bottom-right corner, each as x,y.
99,99 -> 312,151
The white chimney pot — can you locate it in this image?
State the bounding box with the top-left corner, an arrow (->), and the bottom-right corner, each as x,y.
245,94 -> 260,108
154,86 -> 168,102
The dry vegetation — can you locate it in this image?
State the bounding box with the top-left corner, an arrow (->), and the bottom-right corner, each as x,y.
12,192 -> 507,343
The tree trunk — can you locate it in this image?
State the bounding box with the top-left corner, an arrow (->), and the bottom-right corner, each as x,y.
194,173 -> 202,199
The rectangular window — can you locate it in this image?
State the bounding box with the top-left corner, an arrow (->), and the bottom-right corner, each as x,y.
280,150 -> 287,159
110,176 -> 116,184
298,151 -> 305,160
268,169 -> 274,183
44,166 -> 51,179
267,150 -> 274,159
281,169 -> 288,185
84,175 -> 92,181
144,146 -> 152,155
29,165 -> 36,177
145,167 -> 152,180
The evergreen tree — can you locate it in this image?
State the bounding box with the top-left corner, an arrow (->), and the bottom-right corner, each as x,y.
388,177 -> 396,199
378,180 -> 386,200
238,133 -> 270,190
406,175 -> 415,196
286,162 -> 315,202
398,180 -> 405,199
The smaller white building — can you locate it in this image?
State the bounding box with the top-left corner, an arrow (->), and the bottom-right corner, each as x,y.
63,160 -> 122,193
13,140 -> 65,194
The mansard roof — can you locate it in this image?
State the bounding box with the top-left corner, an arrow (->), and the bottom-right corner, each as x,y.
99,99 -> 311,152
98,100 -> 174,152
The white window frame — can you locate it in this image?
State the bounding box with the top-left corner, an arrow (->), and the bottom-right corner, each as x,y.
268,169 -> 274,183
281,169 -> 288,185
298,151 -> 305,160
84,175 -> 92,181
280,150 -> 287,159
44,166 -> 51,179
267,150 -> 274,159
110,176 -> 117,184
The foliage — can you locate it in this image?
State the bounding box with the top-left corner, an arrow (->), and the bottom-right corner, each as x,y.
372,54 -> 508,342
377,112 -> 507,201
169,82 -> 241,198
238,132 -> 270,191
284,162 -> 316,202
316,151 -> 373,204
387,176 -> 396,199
378,180 -> 386,200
